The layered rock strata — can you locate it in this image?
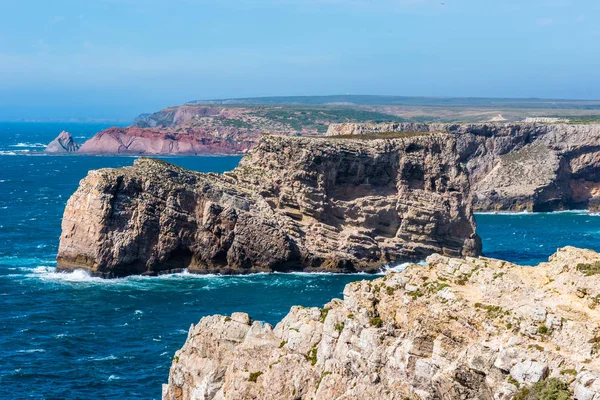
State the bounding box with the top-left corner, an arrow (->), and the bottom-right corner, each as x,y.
328,122 -> 600,212
44,131 -> 80,153
77,126 -> 256,155
56,134 -> 480,276
163,246 -> 600,400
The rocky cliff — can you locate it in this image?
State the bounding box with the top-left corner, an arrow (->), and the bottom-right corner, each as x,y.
74,104 -> 399,155
163,246 -> 600,400
328,122 -> 600,212
56,133 -> 480,276
77,126 -> 256,155
45,131 -> 80,153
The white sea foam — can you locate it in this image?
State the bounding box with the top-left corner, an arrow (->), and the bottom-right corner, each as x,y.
108,375 -> 120,381
27,264 -> 386,288
9,142 -> 46,148
0,151 -> 17,155
91,355 -> 117,361
16,349 -> 46,353
382,260 -> 426,273
475,209 -> 590,216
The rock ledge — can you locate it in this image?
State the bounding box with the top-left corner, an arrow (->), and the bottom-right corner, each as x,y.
163,246 -> 600,400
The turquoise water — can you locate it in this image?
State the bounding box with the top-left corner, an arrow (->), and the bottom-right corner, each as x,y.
2,123 -> 600,399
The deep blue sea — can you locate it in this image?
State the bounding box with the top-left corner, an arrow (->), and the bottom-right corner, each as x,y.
2,123 -> 600,399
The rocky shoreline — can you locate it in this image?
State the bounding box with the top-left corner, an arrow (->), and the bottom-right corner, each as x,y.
56,133 -> 480,276
163,246 -> 600,400
47,121 -> 600,213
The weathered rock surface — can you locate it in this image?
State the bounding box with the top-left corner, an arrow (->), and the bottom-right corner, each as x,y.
328,122 -> 600,212
163,246 -> 600,400
56,134 -> 480,276
45,131 -> 80,153
75,104 -> 398,155
77,126 -> 255,155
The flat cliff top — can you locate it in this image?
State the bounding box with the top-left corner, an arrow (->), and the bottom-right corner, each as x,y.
164,246 -> 600,399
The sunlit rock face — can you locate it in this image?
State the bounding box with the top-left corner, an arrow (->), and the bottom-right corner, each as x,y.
56,133 -> 480,277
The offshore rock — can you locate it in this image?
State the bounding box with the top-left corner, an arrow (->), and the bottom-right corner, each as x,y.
56,134 -> 480,276
163,246 -> 600,400
45,131 -> 80,153
328,122 -> 600,212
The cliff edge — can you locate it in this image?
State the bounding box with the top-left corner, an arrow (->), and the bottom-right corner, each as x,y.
56,133 -> 480,276
163,246 -> 600,400
328,122 -> 600,212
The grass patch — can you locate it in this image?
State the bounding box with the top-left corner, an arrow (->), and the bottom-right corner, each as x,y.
513,377 -> 572,400
576,261 -> 600,276
560,369 -> 577,376
334,323 -> 344,333
316,371 -> 332,389
320,307 -> 331,323
279,340 -> 287,349
247,371 -> 263,383
409,288 -> 424,300
474,303 -> 507,319
306,346 -> 318,366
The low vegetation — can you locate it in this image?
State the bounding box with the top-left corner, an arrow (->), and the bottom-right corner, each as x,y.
513,378 -> 572,400
576,261 -> 600,276
247,371 -> 263,383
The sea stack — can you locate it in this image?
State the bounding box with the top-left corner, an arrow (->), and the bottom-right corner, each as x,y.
45,131 -> 80,153
56,133 -> 481,277
163,246 -> 600,400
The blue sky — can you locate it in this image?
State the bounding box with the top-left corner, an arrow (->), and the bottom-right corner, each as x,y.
0,0 -> 599,120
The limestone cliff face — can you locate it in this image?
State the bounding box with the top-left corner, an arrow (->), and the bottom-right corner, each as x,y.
163,246 -> 600,400
45,131 -> 80,153
328,122 -> 600,212
56,134 -> 480,276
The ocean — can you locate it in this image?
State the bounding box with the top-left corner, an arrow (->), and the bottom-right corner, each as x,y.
2,122 -> 600,399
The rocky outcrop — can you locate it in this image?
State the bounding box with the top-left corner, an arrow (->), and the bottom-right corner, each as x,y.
56,134 -> 480,276
328,122 -> 600,212
45,131 -> 80,153
163,246 -> 600,400
77,126 -> 255,155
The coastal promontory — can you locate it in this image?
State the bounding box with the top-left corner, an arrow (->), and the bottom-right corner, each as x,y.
56,133 -> 480,276
329,122 -> 600,212
163,246 -> 600,399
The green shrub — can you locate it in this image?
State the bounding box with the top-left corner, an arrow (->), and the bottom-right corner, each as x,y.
370,317 -> 383,328
247,371 -> 263,383
514,378 -> 572,400
320,307 -> 331,323
576,262 -> 600,276
306,346 -> 318,366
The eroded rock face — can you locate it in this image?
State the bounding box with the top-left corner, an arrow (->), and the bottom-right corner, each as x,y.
56,134 -> 480,276
45,131 -> 80,153
77,126 -> 255,155
328,122 -> 600,211
163,246 -> 600,400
